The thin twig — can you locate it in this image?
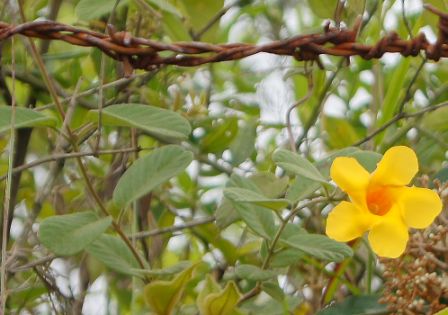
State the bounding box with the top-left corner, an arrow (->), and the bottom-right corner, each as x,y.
130,216 -> 215,240
8,255 -> 56,273
0,147 -> 142,181
286,69 -> 313,152
353,101 -> 448,146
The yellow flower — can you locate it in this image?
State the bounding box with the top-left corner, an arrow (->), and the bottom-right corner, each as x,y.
326,146 -> 442,258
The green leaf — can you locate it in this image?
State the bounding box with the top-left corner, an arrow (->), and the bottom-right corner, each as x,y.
249,172 -> 289,199
113,145 -> 193,207
224,187 -> 289,211
349,151 -> 382,173
307,0 -> 338,18
317,295 -> 387,315
215,198 -> 240,229
0,106 -> 55,134
235,264 -> 278,281
201,117 -> 238,153
422,106 -> 448,132
216,174 -> 262,229
281,234 -> 353,262
146,0 -> 182,17
272,149 -> 327,184
144,264 -> 196,315
140,261 -> 191,277
182,0 -> 224,42
286,175 -> 321,203
232,202 -> 276,240
39,212 -> 112,256
75,0 -> 124,20
376,58 -> 411,136
199,282 -> 242,315
86,234 -> 141,277
88,104 -> 191,142
322,115 -> 361,149
230,119 -> 257,165
197,275 -> 222,310
270,248 -> 305,268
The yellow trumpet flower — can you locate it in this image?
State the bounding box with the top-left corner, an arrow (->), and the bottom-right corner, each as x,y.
326,146 -> 442,258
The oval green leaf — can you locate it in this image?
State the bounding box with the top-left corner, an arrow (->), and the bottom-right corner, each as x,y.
39,211 -> 112,256
144,264 -> 196,314
224,187 -> 289,211
88,103 -> 191,142
272,149 -> 327,184
235,264 -> 278,281
113,145 -> 193,207
281,233 -> 353,262
199,282 -> 242,315
86,234 -> 142,277
0,106 -> 55,134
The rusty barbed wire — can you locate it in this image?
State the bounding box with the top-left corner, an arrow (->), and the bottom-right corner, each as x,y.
1,4 -> 448,72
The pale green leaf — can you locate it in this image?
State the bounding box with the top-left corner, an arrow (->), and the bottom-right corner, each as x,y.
113,145 -> 193,207
230,119 -> 257,165
307,0 -> 338,18
88,104 -> 191,142
376,58 -> 411,136
0,106 -> 55,134
146,0 -> 182,17
286,175 -> 320,203
224,187 -> 289,211
232,202 -> 276,240
281,234 -> 353,262
75,0 -> 124,20
350,151 -> 382,173
86,234 -> 142,277
139,261 -> 191,277
249,172 -> 289,199
39,212 -> 112,256
197,275 -> 222,310
272,149 -> 327,184
200,282 -> 242,315
144,264 -> 196,315
235,264 -> 278,281
322,115 -> 361,149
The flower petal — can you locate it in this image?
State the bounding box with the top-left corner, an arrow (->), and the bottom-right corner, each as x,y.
326,201 -> 376,242
397,187 -> 442,229
330,157 -> 370,206
368,209 -> 408,258
371,146 -> 418,186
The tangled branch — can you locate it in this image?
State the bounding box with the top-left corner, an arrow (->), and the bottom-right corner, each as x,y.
1,5 -> 448,71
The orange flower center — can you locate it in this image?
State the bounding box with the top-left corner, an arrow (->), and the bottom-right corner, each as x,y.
366,185 -> 393,216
